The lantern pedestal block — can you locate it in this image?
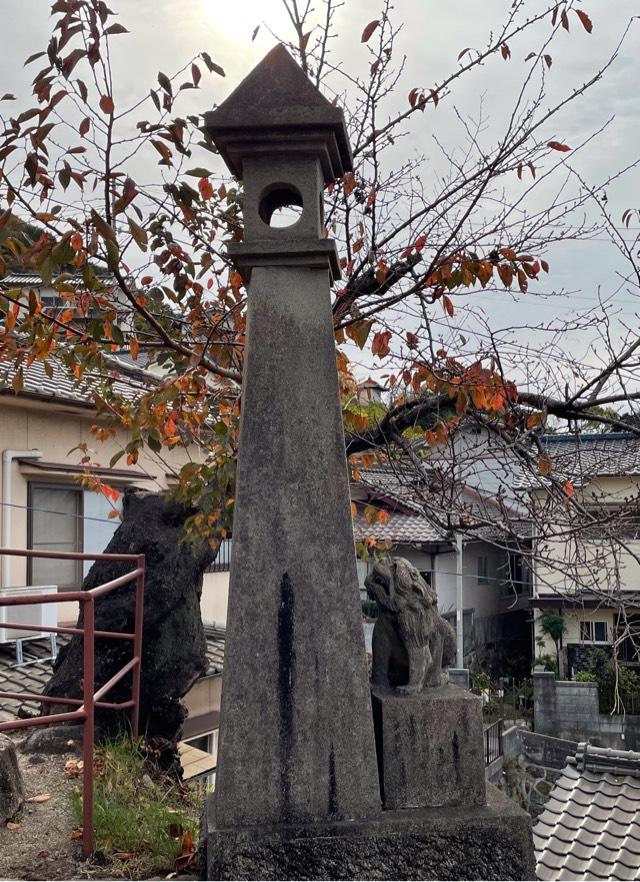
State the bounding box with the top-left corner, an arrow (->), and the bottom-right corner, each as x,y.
202,785 -> 535,881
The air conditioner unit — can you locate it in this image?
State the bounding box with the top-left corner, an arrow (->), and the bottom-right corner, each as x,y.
0,586 -> 58,664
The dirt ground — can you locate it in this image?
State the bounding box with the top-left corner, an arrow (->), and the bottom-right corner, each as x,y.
0,742 -> 91,881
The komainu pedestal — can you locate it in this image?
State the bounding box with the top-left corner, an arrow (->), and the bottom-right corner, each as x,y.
372,685 -> 486,810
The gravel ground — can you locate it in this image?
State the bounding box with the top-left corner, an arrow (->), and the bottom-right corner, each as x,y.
0,739 -> 91,881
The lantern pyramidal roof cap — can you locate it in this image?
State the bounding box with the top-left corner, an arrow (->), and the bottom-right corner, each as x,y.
204,43 -> 353,183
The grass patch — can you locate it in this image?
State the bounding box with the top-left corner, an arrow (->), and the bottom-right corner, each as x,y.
70,736 -> 204,877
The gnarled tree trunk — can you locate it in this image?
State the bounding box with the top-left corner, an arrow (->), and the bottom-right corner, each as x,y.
43,489 -> 214,743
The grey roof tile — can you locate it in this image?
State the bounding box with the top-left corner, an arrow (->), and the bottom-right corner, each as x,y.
0,354 -> 154,408
533,748 -> 640,882
1,628 -> 226,724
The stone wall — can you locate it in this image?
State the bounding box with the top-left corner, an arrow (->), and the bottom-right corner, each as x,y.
496,727 -> 578,818
533,670 -> 640,749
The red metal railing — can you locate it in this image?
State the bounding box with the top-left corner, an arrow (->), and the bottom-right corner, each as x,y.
0,547 -> 145,858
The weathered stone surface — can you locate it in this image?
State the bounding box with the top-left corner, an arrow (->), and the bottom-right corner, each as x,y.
21,724 -> 83,755
43,490 -> 213,742
447,668 -> 470,689
201,784 -> 536,881
0,734 -> 23,824
371,684 -> 486,809
211,262 -> 381,828
203,44 -> 352,181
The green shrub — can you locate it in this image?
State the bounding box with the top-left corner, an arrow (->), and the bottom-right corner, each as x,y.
574,671 -> 597,682
472,671 -> 491,690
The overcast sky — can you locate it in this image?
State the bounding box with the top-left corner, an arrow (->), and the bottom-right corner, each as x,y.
1,1 -> 639,393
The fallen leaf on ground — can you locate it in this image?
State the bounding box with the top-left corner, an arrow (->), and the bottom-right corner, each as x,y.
64,759 -> 83,778
70,829 -> 83,839
27,793 -> 51,803
36,850 -> 49,858
114,852 -> 134,860
5,821 -> 20,830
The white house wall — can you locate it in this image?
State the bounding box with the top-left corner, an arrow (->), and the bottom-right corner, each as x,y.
0,396 -> 198,623
434,540 -> 506,621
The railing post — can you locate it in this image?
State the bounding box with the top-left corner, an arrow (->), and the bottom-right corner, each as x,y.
131,555 -> 145,739
82,597 -> 95,858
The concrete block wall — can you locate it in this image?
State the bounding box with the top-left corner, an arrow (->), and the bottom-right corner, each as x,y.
533,671 -> 640,749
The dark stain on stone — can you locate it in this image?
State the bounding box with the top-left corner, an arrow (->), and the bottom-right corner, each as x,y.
328,742 -> 338,817
278,572 -> 296,821
452,730 -> 460,782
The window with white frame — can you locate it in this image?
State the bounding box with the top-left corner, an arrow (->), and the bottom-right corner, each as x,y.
579,620 -> 609,643
28,482 -> 122,589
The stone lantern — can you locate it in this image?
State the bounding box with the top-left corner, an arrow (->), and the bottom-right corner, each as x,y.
203,40 -> 381,837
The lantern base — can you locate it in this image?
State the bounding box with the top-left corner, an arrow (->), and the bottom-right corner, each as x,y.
200,785 -> 535,881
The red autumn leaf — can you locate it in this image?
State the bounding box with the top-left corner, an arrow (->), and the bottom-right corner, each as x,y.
198,177 -> 214,200
528,162 -> 536,179
361,20 -> 380,43
375,260 -> 389,285
517,164 -> 523,180
527,411 -> 545,429
517,268 -> 528,294
346,320 -> 372,349
575,9 -> 593,33
442,294 -> 454,317
371,330 -> 392,358
406,331 -> 419,350
498,264 -> 514,288
408,87 -> 419,108
457,47 -> 472,61
501,43 -> 511,61
564,479 -> 575,498
343,171 -> 356,197
547,141 -> 571,152
79,117 -> 90,136
544,54 -> 552,69
525,52 -> 536,61
541,259 -> 549,273
99,94 -> 114,114
538,453 -> 552,476
415,234 -> 427,253
70,232 -> 83,251
561,9 -> 569,31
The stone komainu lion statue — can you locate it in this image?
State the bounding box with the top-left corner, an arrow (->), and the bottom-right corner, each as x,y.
365,557 -> 457,693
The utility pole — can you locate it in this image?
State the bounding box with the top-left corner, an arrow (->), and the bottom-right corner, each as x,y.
456,531 -> 464,668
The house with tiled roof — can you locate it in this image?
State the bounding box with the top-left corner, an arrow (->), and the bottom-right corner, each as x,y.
534,742 -> 640,881
0,349 -> 229,773
528,433 -> 640,676
351,466 -> 533,672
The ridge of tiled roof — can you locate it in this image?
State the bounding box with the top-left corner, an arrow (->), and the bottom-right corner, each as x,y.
540,433 -> 640,480
572,742 -> 640,778
1,269 -> 116,287
533,744 -> 640,881
353,507 -> 448,545
0,352 -> 159,408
